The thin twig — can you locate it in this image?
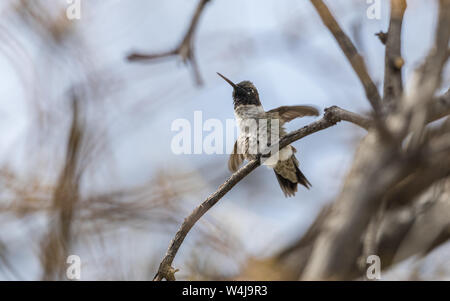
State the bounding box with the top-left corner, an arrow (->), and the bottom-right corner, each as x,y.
375,31 -> 388,45
126,0 -> 211,85
153,106 -> 370,281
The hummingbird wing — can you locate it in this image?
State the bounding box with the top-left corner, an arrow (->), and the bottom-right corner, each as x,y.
267,105 -> 319,124
228,141 -> 244,172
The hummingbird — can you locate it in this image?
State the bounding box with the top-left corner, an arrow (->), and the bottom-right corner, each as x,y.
217,72 -> 319,197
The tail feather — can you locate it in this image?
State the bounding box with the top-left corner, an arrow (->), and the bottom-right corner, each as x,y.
274,171 -> 298,197
274,159 -> 311,197
295,166 -> 312,190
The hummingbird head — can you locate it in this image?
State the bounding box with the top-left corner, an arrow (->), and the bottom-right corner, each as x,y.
217,73 -> 261,108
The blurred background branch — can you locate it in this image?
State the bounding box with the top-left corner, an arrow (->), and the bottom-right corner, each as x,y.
126,0 -> 212,85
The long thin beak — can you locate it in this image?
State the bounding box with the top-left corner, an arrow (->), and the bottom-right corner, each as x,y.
217,72 -> 238,90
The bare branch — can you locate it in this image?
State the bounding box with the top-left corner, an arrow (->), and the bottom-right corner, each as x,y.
41,96 -> 83,280
383,0 -> 407,108
302,10 -> 450,276
126,51 -> 177,62
384,162 -> 450,210
427,89 -> 450,122
153,106 -> 370,281
309,0 -> 382,115
361,174 -> 450,273
326,106 -> 372,130
388,177 -> 450,265
401,0 -> 450,146
423,0 -> 450,81
301,132 -> 420,280
126,0 -> 211,85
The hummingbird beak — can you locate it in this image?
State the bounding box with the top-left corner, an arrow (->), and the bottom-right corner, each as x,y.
217,72 -> 238,90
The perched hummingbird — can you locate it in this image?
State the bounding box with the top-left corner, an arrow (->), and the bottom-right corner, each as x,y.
217,72 -> 319,197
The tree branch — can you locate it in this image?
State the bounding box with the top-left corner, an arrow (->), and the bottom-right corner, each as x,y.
153,106 -> 369,281
126,0 -> 211,85
301,131 -> 420,280
301,1 -> 450,276
427,89 -> 450,123
309,0 -> 382,115
383,0 -> 407,107
401,0 -> 450,146
326,106 -> 372,130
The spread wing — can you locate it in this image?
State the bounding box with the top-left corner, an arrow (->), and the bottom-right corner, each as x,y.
228,141 -> 244,172
267,105 -> 320,124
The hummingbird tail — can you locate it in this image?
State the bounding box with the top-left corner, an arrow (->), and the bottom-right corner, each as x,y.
295,165 -> 312,190
274,158 -> 311,197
